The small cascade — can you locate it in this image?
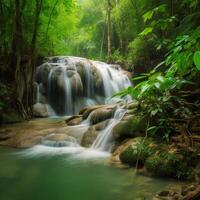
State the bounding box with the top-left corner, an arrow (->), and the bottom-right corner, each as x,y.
91,108 -> 127,152
82,63 -> 92,98
63,67 -> 73,115
36,83 -> 40,104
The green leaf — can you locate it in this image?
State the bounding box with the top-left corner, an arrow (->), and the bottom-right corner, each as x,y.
139,27 -> 153,36
132,75 -> 147,81
143,10 -> 154,23
193,51 -> 200,70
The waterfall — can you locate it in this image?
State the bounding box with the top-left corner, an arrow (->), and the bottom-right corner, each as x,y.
63,67 -> 73,115
83,63 -> 94,98
35,56 -> 132,116
91,108 -> 127,152
36,83 -> 40,104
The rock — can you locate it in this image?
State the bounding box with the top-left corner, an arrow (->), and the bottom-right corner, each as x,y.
36,63 -> 52,85
90,108 -> 115,125
45,133 -> 69,141
71,73 -> 84,97
81,120 -> 110,147
111,139 -> 136,166
81,126 -> 98,147
113,114 -> 146,139
81,104 -> 116,120
145,149 -> 194,179
33,103 -> 49,117
95,120 -> 110,131
119,137 -> 157,166
66,115 -> 82,126
126,101 -> 139,110
81,105 -> 103,119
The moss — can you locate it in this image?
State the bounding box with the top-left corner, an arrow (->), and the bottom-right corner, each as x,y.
145,151 -> 195,180
1,110 -> 24,124
119,137 -> 157,166
113,114 -> 147,139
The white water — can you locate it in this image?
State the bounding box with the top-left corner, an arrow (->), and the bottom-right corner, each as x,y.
35,56 -> 132,116
91,108 -> 127,152
63,67 -> 73,115
32,57 -> 132,157
36,83 -> 40,103
92,61 -> 132,98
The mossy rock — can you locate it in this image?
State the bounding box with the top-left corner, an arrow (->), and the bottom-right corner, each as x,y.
119,137 -> 157,166
1,110 -> 24,124
145,151 -> 195,180
113,114 -> 147,139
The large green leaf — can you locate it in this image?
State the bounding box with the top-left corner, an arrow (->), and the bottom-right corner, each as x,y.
193,51 -> 200,70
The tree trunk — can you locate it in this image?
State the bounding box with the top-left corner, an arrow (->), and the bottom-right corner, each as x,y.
26,0 -> 43,116
13,0 -> 28,118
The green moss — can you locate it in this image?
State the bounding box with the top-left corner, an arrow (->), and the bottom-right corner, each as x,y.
1,110 -> 24,124
145,151 -> 194,180
113,115 -> 147,139
119,137 -> 157,166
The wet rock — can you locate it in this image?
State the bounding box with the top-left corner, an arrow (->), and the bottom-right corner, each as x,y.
81,105 -> 103,119
81,120 -> 110,147
71,73 -> 84,97
81,126 -> 98,148
36,63 -> 52,85
45,133 -> 69,141
90,108 -> 115,125
33,103 -> 49,117
113,114 -> 146,139
95,120 -> 110,131
66,116 -> 82,126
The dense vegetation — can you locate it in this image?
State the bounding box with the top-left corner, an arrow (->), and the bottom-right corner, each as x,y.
0,0 -> 200,195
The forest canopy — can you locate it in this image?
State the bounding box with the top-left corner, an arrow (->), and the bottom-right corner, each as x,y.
0,0 -> 200,121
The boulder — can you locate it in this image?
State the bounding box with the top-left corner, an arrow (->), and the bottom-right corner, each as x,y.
71,73 -> 84,97
90,108 -> 115,125
33,103 -> 49,117
119,137 -> 157,166
95,119 -> 110,131
81,126 -> 98,147
145,149 -> 195,180
113,114 -> 147,139
80,105 -> 102,118
66,115 -> 82,126
45,133 -> 69,141
81,120 -> 110,147
36,63 -> 52,85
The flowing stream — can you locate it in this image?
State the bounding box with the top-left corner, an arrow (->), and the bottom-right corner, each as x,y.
91,108 -> 127,152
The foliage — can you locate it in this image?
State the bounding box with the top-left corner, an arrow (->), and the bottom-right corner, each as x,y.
145,150 -> 194,180
119,137 -> 156,166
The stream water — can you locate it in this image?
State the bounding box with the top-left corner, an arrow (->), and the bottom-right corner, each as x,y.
0,146 -> 179,200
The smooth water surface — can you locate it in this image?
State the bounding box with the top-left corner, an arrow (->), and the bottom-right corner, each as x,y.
0,147 -> 178,200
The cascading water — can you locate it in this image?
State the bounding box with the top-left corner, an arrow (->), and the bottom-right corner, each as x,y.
91,108 -> 127,152
35,56 -> 132,116
36,83 -> 40,104
63,66 -> 73,115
